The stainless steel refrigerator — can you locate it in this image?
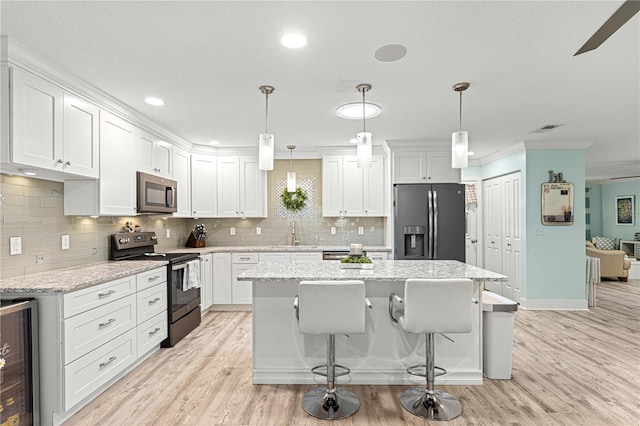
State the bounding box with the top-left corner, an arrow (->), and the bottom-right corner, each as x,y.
393,183 -> 465,261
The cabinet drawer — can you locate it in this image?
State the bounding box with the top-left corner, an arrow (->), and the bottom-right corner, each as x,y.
367,252 -> 388,261
259,252 -> 291,262
232,253 -> 258,264
137,267 -> 167,292
64,275 -> 136,319
64,328 -> 137,410
137,281 -> 167,324
137,311 -> 168,356
64,294 -> 136,364
290,252 -> 322,262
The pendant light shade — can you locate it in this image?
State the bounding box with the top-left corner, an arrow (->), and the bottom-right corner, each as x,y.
258,85 -> 275,171
356,83 -> 373,168
357,132 -> 373,168
451,82 -> 470,169
286,145 -> 296,192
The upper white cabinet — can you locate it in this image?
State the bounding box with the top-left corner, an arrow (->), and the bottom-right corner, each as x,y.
5,67 -> 99,178
63,94 -> 99,178
392,149 -> 460,183
172,146 -> 191,218
322,154 -> 385,217
64,111 -> 136,216
217,156 -> 266,218
191,153 -> 217,217
136,128 -> 172,178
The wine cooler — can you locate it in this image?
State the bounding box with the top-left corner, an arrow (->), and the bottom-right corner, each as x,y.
0,299 -> 39,426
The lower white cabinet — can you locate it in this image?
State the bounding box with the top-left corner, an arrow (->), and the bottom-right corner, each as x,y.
213,253 -> 232,305
200,253 -> 214,312
290,252 -> 323,262
14,266 -> 168,426
232,253 -> 258,304
367,251 -> 388,261
258,252 -> 291,262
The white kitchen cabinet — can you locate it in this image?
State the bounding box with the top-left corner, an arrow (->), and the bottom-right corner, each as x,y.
232,253 -> 258,304
172,146 -> 191,217
64,111 -> 137,216
213,252 -> 232,305
392,149 -> 460,183
217,156 -> 266,218
191,153 -> 218,217
4,67 -> 100,179
63,94 -> 100,178
322,154 -> 385,217
200,253 -> 214,312
136,128 -> 172,178
258,252 -> 291,263
290,252 -> 323,262
366,251 -> 388,261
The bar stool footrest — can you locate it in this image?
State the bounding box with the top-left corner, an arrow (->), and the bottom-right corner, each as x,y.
406,364 -> 446,378
311,363 -> 351,378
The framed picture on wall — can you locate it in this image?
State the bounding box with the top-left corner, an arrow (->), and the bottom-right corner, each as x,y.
615,195 -> 635,225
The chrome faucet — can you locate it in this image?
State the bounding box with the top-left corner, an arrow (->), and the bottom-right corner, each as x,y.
291,220 -> 300,246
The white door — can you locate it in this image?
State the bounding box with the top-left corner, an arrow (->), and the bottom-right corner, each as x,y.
136,128 -> 156,175
240,157 -> 265,217
172,147 -> 191,217
213,253 -> 232,305
153,141 -> 172,178
502,172 -> 522,302
191,154 -> 217,217
363,155 -> 385,216
483,177 -> 503,294
99,111 -> 136,216
426,151 -> 460,183
200,254 -> 213,311
342,156 -> 364,216
322,156 -> 344,216
63,94 -> 99,178
393,151 -> 427,183
232,263 -> 254,304
217,157 -> 240,217
462,180 -> 479,266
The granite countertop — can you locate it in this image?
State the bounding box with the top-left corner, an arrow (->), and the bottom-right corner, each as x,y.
0,261 -> 167,293
169,245 -> 392,254
237,259 -> 508,282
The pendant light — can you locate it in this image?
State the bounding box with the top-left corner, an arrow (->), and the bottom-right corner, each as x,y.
356,83 -> 373,168
258,85 -> 275,171
286,145 -> 297,192
451,82 -> 469,169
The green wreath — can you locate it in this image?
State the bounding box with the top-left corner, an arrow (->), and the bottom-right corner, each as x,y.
281,187 -> 307,212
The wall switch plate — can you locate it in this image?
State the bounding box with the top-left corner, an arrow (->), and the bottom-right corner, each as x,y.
166,229 -> 171,238
358,226 -> 364,235
10,237 -> 22,255
91,248 -> 98,256
370,226 -> 375,232
35,254 -> 44,264
61,235 -> 70,250
331,227 -> 336,235
535,228 -> 544,236
230,227 -> 236,236
256,227 -> 261,235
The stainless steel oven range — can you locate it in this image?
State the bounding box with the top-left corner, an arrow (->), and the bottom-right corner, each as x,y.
110,232 -> 201,347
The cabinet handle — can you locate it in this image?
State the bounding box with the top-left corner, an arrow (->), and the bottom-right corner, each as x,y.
99,318 -> 116,328
240,257 -> 250,261
428,176 -> 431,180
422,176 -> 426,180
148,275 -> 161,281
148,327 -> 161,336
56,159 -> 63,164
148,297 -> 161,305
99,356 -> 117,368
65,161 -> 71,166
98,290 -> 116,298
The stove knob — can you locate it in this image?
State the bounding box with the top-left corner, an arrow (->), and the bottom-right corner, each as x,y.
151,235 -> 157,240
119,238 -> 127,244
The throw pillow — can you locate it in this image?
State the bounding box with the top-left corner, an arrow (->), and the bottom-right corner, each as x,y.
595,236 -> 617,250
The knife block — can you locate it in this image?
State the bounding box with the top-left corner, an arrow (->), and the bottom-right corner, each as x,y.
185,231 -> 205,248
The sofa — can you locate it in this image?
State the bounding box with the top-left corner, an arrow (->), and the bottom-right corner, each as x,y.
586,240 -> 631,282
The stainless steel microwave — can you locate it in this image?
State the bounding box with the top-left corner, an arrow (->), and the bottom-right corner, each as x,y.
137,171 -> 177,214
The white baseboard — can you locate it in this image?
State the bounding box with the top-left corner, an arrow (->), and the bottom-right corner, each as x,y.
519,297 -> 588,310
252,369 -> 484,385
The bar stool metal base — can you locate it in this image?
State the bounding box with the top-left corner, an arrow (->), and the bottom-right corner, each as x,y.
399,388 -> 462,421
302,388 -> 361,420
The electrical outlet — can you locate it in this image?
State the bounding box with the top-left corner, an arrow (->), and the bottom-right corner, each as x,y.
358,226 -> 364,235
256,227 -> 261,235
35,254 -> 44,264
166,229 -> 171,238
91,247 -> 98,256
10,237 -> 22,255
230,227 -> 236,236
61,235 -> 70,250
535,228 -> 544,236
331,227 -> 336,235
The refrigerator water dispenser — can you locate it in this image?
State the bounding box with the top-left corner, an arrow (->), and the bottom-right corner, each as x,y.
403,226 -> 425,257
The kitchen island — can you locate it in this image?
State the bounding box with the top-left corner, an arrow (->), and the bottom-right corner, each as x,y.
238,259 -> 507,385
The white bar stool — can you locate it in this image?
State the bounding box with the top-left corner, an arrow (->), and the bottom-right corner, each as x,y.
389,278 -> 474,421
294,280 -> 372,420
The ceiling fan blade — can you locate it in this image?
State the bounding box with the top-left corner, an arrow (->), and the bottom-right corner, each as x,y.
575,0 -> 640,56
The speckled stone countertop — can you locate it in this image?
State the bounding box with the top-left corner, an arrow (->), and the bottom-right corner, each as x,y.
237,260 -> 508,282
0,261 -> 167,293
169,245 -> 391,254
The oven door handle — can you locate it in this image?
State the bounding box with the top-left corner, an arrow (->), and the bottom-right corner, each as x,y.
172,263 -> 187,271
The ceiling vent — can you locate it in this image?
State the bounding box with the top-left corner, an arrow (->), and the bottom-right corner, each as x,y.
530,124 -> 564,133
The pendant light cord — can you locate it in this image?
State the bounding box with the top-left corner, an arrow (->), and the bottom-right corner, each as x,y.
362,88 -> 366,132
289,147 -> 293,168
459,89 -> 463,132
265,91 -> 269,134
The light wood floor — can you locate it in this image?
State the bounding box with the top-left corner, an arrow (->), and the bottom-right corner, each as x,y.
65,280 -> 640,425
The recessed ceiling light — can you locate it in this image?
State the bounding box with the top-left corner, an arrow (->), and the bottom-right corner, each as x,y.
144,97 -> 165,106
374,44 -> 407,62
20,168 -> 37,176
468,151 -> 475,156
336,102 -> 382,120
349,138 -> 358,144
208,140 -> 221,146
280,33 -> 307,49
